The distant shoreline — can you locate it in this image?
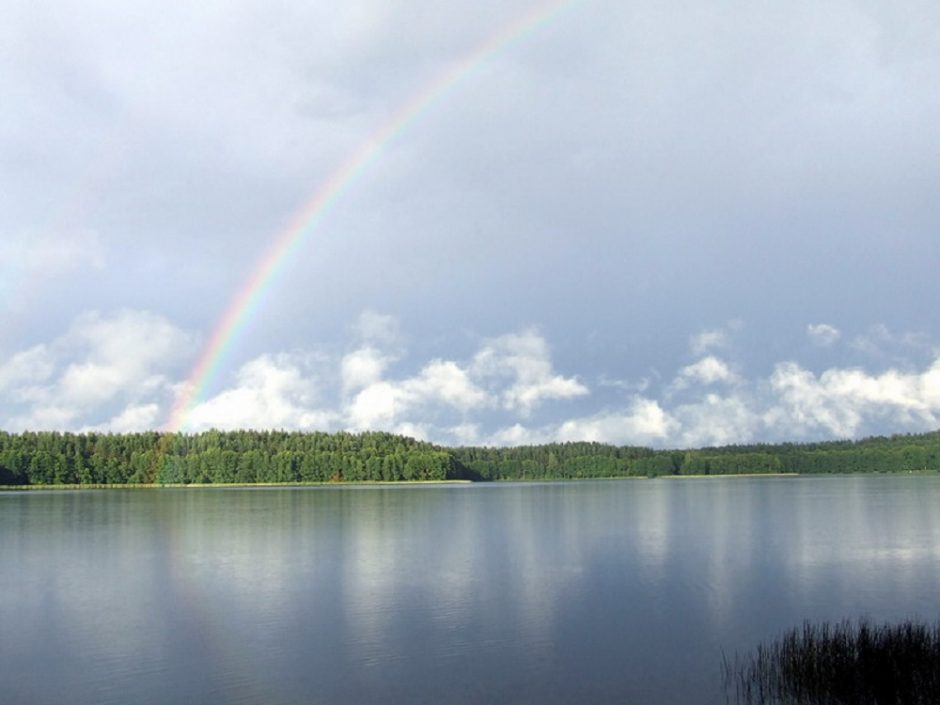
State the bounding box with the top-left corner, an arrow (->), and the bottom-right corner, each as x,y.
658,472 -> 800,479
0,480 -> 474,491
11,472 -> 940,491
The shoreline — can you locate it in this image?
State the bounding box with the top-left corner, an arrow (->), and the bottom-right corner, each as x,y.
4,471 -> 938,491
658,472 -> 800,479
0,479 -> 474,491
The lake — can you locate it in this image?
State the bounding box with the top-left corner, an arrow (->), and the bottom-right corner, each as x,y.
2,476 -> 940,704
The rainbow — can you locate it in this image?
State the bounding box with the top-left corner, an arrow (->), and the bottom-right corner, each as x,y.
164,0 -> 581,433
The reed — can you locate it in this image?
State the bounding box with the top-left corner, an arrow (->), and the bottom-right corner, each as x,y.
723,619 -> 940,704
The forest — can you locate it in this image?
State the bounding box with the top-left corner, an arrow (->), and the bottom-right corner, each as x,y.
1,428 -> 939,486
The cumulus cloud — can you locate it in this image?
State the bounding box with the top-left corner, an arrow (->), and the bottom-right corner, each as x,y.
557,398 -> 677,445
472,328 -> 588,414
344,381 -> 401,429
672,393 -> 760,448
672,356 -> 737,390
765,360 -> 940,439
0,346 -> 56,393
345,358 -> 492,430
528,357 -> 940,448
92,403 -> 162,434
473,398 -> 678,448
447,422 -> 483,446
0,309 -> 195,430
341,346 -> 392,393
58,310 -> 192,405
186,353 -> 337,432
176,321 -> 582,437
807,323 -> 841,346
486,423 -> 551,447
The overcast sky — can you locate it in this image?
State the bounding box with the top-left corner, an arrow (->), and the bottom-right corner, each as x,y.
2,0 -> 939,447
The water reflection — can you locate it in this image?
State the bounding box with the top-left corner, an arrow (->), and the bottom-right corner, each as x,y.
3,477 -> 940,704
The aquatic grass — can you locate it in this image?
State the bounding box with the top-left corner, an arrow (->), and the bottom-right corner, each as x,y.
723,619 -> 940,704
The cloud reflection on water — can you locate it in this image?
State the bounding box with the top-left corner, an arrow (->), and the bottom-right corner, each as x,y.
4,478 -> 940,704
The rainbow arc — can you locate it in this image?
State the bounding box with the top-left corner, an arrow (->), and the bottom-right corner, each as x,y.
164,0 -> 581,435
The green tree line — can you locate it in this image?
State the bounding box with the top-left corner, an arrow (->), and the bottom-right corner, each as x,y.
0,430 -> 457,485
0,429 -> 939,486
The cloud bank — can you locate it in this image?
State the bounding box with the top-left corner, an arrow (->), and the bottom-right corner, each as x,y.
2,309 -> 938,450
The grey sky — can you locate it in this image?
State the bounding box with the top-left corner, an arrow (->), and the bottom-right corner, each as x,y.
2,0 -> 939,446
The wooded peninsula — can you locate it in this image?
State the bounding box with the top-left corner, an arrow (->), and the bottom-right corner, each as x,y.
1,428 -> 939,486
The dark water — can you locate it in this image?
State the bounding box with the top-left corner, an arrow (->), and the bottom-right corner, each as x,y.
2,476 -> 940,705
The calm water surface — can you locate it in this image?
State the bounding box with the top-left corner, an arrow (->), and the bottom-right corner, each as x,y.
2,476 -> 940,704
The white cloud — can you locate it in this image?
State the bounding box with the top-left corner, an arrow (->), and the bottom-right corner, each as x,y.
476,397 -> 678,448
346,358 -> 491,430
0,345 -> 55,394
447,422 -> 483,446
472,328 -> 588,415
765,359 -> 940,438
346,381 -> 402,429
8,404 -> 78,431
807,323 -> 841,346
390,421 -> 430,442
4,310 -> 940,449
557,398 -> 677,445
352,309 -> 402,347
186,353 -> 337,432
487,423 -> 551,447
690,329 -> 730,356
469,355 -> 940,448
91,403 -> 162,433
57,310 -> 193,406
411,360 -> 491,410
672,355 -> 737,390
185,321 -> 579,438
0,309 -> 195,431
187,314 -> 495,434
341,346 -> 391,393
673,393 -> 759,448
